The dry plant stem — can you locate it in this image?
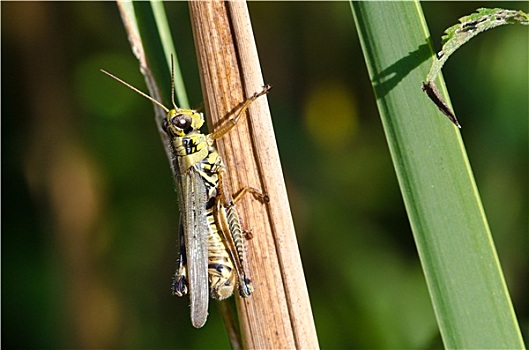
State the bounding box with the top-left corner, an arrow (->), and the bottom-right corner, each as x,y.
216,300 -> 242,350
117,1 -> 175,175
189,1 -> 319,349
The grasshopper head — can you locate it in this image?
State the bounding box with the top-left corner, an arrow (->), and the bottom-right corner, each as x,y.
162,109 -> 204,137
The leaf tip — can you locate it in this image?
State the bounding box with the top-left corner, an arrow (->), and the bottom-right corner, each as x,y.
422,81 -> 461,128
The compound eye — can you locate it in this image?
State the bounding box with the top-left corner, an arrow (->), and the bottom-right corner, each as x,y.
161,118 -> 169,133
171,114 -> 192,130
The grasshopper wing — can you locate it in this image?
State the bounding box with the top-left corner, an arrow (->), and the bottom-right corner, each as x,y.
181,169 -> 209,328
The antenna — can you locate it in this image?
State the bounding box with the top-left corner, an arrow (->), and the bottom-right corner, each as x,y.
170,54 -> 177,110
100,69 -> 170,113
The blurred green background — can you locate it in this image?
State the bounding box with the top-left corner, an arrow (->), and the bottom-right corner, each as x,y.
2,1 -> 527,348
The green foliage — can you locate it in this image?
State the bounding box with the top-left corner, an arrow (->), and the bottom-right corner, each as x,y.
423,7 -> 528,127
351,1 -> 525,348
427,7 -> 529,87
2,1 -> 527,348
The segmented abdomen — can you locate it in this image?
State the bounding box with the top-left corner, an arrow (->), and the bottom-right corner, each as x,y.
206,208 -> 236,300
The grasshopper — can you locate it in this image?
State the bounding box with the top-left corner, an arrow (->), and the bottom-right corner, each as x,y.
102,61 -> 270,328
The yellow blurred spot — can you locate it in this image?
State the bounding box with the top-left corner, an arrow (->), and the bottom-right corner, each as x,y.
304,82 -> 359,150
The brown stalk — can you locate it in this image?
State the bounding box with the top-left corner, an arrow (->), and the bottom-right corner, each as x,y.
189,1 -> 319,349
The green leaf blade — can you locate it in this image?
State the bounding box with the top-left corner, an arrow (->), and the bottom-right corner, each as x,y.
350,1 -> 524,348
131,1 -> 189,108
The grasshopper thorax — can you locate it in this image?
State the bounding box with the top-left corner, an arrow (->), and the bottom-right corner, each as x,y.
162,109 -> 205,137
